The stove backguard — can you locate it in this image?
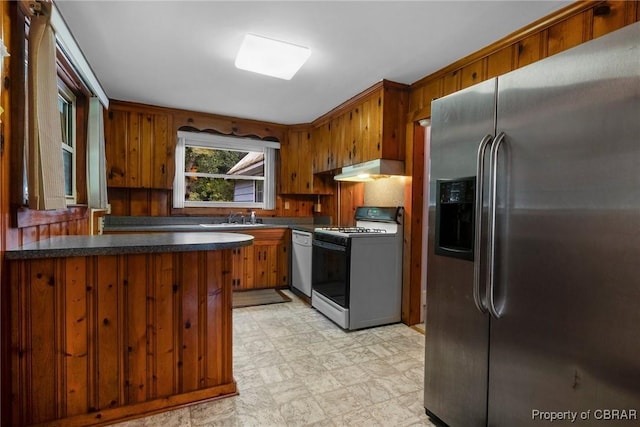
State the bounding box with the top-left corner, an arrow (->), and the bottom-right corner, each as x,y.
435,177 -> 475,261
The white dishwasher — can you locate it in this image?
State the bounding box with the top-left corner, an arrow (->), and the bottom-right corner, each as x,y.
291,230 -> 313,297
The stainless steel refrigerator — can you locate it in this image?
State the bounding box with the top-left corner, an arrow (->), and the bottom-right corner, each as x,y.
424,22 -> 640,427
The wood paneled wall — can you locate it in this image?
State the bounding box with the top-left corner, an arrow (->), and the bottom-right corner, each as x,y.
0,2 -> 91,253
107,187 -> 321,219
7,249 -> 235,427
402,0 -> 640,325
105,100 -> 325,219
408,1 -> 639,120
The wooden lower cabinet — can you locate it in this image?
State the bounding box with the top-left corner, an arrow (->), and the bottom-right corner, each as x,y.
6,250 -> 236,427
102,227 -> 290,291
230,228 -> 290,290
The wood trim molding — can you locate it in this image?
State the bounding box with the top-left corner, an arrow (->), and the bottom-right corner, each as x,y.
36,384 -> 237,427
411,1 -> 603,89
109,99 -> 288,142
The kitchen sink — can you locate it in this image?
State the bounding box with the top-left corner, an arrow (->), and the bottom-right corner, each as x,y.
199,223 -> 266,228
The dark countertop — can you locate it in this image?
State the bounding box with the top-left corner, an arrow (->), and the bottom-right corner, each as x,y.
5,232 -> 254,260
104,224 -> 290,233
102,215 -> 333,235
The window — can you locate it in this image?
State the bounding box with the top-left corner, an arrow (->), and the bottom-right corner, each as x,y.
22,19 -> 80,207
173,131 -> 279,209
58,79 -> 76,203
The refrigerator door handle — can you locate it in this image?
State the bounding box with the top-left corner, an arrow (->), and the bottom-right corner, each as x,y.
487,131 -> 506,319
473,134 -> 494,313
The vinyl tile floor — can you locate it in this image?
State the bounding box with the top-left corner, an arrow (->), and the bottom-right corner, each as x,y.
111,290 -> 436,427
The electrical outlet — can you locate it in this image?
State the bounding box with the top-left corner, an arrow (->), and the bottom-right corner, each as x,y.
284,201 -> 290,210
106,203 -> 111,214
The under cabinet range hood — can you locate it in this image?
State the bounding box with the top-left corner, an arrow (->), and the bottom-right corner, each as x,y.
333,159 -> 404,182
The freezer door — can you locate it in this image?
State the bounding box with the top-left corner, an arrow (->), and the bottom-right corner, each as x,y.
488,22 -> 640,426
424,78 -> 496,427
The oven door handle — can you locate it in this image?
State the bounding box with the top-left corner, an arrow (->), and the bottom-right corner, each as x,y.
312,239 -> 347,252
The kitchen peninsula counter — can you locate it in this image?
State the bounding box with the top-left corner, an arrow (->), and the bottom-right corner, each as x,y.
5,231 -> 254,259
4,232 -> 253,426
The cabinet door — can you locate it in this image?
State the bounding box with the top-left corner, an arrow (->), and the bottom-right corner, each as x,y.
277,240 -> 290,287
329,115 -> 344,169
139,112 -> 171,189
363,92 -> 384,162
342,111 -> 354,167
105,109 -> 129,187
230,247 -> 247,290
349,107 -> 363,166
296,131 -> 314,193
312,122 -> 331,174
150,113 -> 172,189
280,129 -> 331,195
351,105 -> 364,165
243,246 -> 255,289
253,243 -> 278,288
279,132 -> 296,194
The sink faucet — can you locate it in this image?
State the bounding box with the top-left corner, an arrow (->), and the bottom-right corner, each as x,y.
228,212 -> 245,224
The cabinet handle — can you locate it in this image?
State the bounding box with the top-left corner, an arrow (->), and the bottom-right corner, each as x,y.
161,164 -> 165,174
258,252 -> 261,261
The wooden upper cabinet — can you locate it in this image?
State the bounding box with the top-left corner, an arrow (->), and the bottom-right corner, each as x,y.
374,82 -> 408,162
105,104 -> 173,189
279,130 -> 299,194
279,128 -> 332,195
312,80 -> 408,173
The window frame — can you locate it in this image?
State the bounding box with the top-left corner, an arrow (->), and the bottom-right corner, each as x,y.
58,78 -> 77,204
173,131 -> 279,210
11,1 -> 96,227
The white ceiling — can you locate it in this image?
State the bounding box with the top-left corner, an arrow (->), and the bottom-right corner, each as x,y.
55,1 -> 571,125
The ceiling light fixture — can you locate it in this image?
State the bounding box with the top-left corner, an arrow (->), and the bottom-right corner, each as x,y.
235,33 -> 311,80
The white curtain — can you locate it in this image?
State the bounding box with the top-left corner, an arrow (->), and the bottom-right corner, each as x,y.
28,6 -> 66,210
263,147 -> 276,210
87,97 -> 108,209
173,135 -> 186,208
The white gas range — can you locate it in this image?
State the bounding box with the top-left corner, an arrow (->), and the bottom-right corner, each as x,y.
311,206 -> 403,330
